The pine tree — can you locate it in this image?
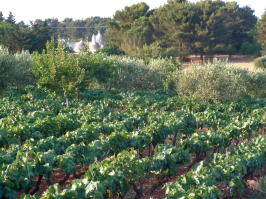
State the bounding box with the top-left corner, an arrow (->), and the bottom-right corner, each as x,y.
0,11 -> 4,22
222,2 -> 257,51
150,0 -> 197,58
106,2 -> 158,56
256,10 -> 266,48
5,12 -> 16,24
151,0 -> 257,60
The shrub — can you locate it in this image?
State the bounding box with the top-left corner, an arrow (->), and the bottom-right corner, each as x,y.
127,42 -> 164,64
105,56 -> 180,91
254,55 -> 266,70
148,57 -> 181,90
97,43 -> 123,56
172,58 -> 250,102
0,45 -> 34,90
247,69 -> 266,98
13,50 -> 36,89
0,45 -> 16,89
105,56 -> 160,91
31,38 -> 116,97
239,42 -> 262,55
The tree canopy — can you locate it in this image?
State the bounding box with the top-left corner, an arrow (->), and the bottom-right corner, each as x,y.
106,3 -> 157,56
255,10 -> 266,48
0,12 -> 51,53
30,38 -> 117,96
150,0 -> 257,60
0,12 -> 110,53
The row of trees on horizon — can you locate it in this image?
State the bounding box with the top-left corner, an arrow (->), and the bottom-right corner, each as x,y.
1,0 -> 266,61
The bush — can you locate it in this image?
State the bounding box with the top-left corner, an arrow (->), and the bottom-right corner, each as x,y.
105,56 -> 180,91
254,55 -> 266,70
247,69 -> 266,98
0,45 -> 16,89
127,42 -> 164,64
239,42 -> 262,55
31,38 -> 116,96
97,43 -> 124,56
172,58 -> 251,102
0,45 -> 34,90
105,56 -> 160,91
13,50 -> 36,89
148,57 -> 181,90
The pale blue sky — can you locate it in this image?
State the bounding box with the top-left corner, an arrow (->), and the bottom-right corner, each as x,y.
1,0 -> 265,25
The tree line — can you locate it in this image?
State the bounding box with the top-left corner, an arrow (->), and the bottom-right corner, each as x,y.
32,16 -> 110,41
106,0 -> 266,61
1,0 -> 266,60
0,11 -> 50,53
0,11 -> 110,53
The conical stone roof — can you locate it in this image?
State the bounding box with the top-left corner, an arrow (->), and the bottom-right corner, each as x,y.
74,40 -> 86,53
89,34 -> 100,52
96,31 -> 107,46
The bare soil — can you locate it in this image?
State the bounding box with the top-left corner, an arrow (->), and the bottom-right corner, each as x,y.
181,55 -> 255,70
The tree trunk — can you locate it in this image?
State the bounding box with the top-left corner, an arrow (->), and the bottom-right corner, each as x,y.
151,144 -> 155,157
59,173 -> 71,185
76,91 -> 80,100
200,54 -> 204,64
30,174 -> 43,195
130,180 -> 143,199
172,130 -> 179,146
66,93 -> 69,108
149,174 -> 168,194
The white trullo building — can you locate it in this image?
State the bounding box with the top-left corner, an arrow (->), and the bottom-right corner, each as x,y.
67,31 -> 107,53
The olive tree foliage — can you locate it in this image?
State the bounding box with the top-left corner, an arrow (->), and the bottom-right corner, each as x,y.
30,38 -> 116,96
13,50 -> 35,89
0,45 -> 34,90
172,58 -> 266,102
172,58 -> 251,102
105,56 -> 180,91
0,45 -> 16,89
254,56 -> 266,70
247,69 -> 266,98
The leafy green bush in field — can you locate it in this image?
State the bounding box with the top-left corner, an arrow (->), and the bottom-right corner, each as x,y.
148,57 -> 181,90
172,58 -> 266,102
105,56 -> 159,91
105,56 -> 180,91
0,45 -> 16,89
247,69 -> 266,98
0,45 -> 34,90
30,38 -> 116,97
13,50 -> 36,89
127,42 -> 164,64
172,58 -> 251,102
239,42 -> 261,55
254,55 -> 266,70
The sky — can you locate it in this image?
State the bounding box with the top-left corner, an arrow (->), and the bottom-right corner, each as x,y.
0,0 -> 265,25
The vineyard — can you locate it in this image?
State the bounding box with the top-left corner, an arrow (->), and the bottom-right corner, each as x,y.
1,86 -> 266,199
